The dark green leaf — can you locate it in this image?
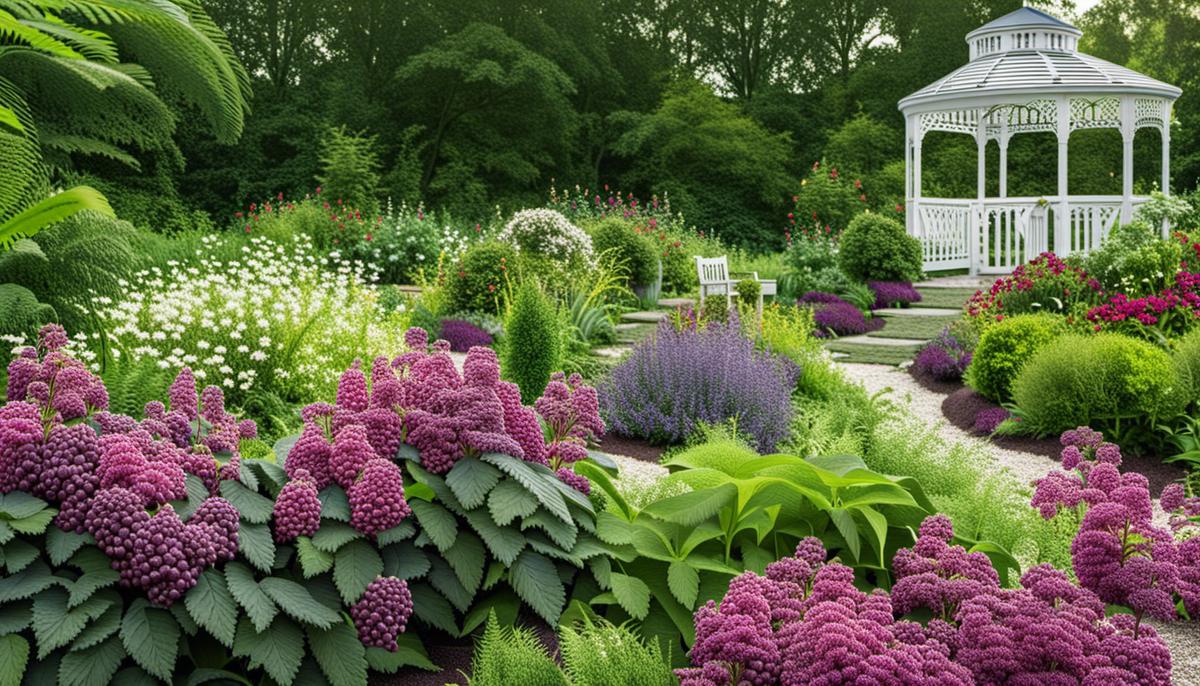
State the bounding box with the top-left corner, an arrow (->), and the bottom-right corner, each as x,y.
0,561 -> 55,603
427,555 -> 472,613
318,487 -> 351,522
32,586 -> 111,657
3,539 -> 38,574
442,530 -> 485,596
184,669 -> 254,686
119,598 -> 179,680
445,456 -> 501,509
488,480 -> 538,526
8,508 -> 53,535
220,480 -> 274,523
0,634 -> 28,686
333,540 -> 383,604
45,528 -> 88,566
509,550 -> 564,624
409,500 -> 457,553
185,568 -> 238,647
172,474 -> 210,520
0,492 -> 47,520
382,541 -> 430,580
463,508 -> 525,565
480,453 -> 571,524
69,598 -> 121,651
0,521 -> 11,545
58,634 -> 124,686
297,536 -> 335,577
520,509 -> 577,550
667,560 -> 699,608
409,582 -> 458,634
0,601 -> 31,634
311,520 -> 362,553
274,434 -> 301,464
375,520 -> 415,545
66,566 -> 118,608
249,459 -> 288,491
225,562 -> 277,632
306,621 -> 368,686
365,634 -> 437,672
238,521 -> 276,572
233,615 -> 303,685
260,577 -> 340,629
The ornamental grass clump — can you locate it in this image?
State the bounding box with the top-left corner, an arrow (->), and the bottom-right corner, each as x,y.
599,317 -> 799,451
677,517 -> 1172,686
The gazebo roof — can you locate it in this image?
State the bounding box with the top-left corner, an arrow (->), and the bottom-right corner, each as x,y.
900,8 -> 1180,113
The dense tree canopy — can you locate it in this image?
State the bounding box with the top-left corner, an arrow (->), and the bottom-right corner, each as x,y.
41,0 -> 1200,249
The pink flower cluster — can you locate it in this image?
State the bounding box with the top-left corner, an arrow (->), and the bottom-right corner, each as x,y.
965,252 -> 1099,322
1086,271 -> 1200,336
0,327 -> 249,607
288,328 -> 602,497
678,517 -> 1172,686
1034,427 -> 1200,625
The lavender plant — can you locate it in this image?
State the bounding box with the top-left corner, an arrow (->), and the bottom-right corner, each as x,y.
598,317 -> 799,451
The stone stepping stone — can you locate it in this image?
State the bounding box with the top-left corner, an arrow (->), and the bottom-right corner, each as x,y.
872,307 -> 962,317
592,347 -> 629,359
614,323 -> 643,332
621,310 -> 668,323
657,297 -> 694,308
831,335 -> 923,347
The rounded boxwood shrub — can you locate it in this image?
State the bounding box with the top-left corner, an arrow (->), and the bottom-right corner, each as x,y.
837,212 -> 923,282
586,218 -> 658,287
966,314 -> 1066,402
448,240 -> 516,314
1012,332 -> 1191,436
502,281 -> 562,402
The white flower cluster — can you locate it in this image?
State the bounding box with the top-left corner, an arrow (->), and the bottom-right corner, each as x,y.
93,234 -> 408,404
496,209 -> 595,266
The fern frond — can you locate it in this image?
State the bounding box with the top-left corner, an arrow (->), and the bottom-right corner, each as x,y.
0,7 -> 83,58
100,349 -> 169,415
41,130 -> 140,169
21,12 -> 118,62
0,75 -> 45,221
467,612 -> 566,686
0,281 -> 53,338
559,620 -> 675,686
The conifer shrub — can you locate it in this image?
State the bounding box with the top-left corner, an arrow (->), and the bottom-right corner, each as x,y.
502,281 -> 562,403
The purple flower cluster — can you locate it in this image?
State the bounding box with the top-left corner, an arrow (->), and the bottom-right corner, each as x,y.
350,576 -> 413,650
804,295 -> 885,337
439,319 -> 494,352
599,319 -> 799,452
349,459 -> 411,536
273,469 -> 322,542
972,407 -> 1010,434
1034,427 -> 1200,625
5,325 -> 108,421
869,281 -> 922,309
912,328 -> 972,381
678,518 -> 1173,686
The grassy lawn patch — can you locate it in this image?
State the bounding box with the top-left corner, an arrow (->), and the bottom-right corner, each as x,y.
868,314 -> 958,340
824,340 -> 922,365
912,287 -> 976,310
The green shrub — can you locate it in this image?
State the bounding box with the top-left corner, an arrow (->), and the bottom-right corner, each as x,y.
1085,221 -> 1182,295
1012,332 -> 1192,436
837,212 -> 923,282
790,159 -> 864,235
1174,327 -> 1200,407
735,278 -> 760,308
316,125 -> 380,215
586,218 -> 658,287
503,281 -> 562,402
448,240 -> 517,315
966,314 -> 1066,402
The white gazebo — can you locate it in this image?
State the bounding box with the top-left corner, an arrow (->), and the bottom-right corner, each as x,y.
899,7 -> 1181,274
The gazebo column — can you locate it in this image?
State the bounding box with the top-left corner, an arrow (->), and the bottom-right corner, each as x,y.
998,126 -> 1009,199
1055,97 -> 1071,255
1120,97 -> 1135,224
1162,115 -> 1172,237
912,117 -> 923,236
975,112 -> 986,275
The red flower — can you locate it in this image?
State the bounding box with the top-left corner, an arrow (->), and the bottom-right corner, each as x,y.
365,233 -> 373,241
277,192 -> 284,201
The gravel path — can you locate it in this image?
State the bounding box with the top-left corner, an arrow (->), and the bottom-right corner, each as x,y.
838,362 -> 1200,684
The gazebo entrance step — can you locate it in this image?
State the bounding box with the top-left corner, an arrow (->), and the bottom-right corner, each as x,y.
872,307 -> 962,317
831,335 -> 925,348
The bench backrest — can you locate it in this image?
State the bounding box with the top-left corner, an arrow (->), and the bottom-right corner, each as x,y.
695,256 -> 729,285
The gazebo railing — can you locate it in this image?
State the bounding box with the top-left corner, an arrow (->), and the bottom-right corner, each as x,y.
913,195 -> 1149,273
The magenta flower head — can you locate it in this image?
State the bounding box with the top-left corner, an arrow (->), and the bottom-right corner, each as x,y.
462,346 -> 500,389
1161,483 -> 1186,513
336,360 -> 369,413
273,468 -> 322,542
168,367 -> 198,421
285,423 -> 333,489
403,327 -> 428,351
349,459 -> 411,536
331,424 -> 376,490
556,467 -> 590,495
38,323 -> 69,352
350,577 -> 413,650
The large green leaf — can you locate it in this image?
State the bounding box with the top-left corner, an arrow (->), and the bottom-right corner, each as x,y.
381,541 -> 431,580
233,615 -> 303,685
487,479 -> 538,526
409,582 -> 458,634
32,586 -> 111,658
0,601 -> 30,635
0,492 -> 49,520
0,560 -> 55,603
609,572 -> 650,620
445,455 -> 501,509
508,549 -> 564,625
641,484 -> 736,528
70,600 -> 121,651
442,530 -> 486,596
667,560 -> 699,608
574,461 -> 633,520
119,598 -> 179,680
480,453 -> 571,524
829,508 -> 861,562
185,568 -> 238,647
311,520 -> 362,553
225,562 -> 277,632
219,480 -> 274,523
0,187 -> 113,251
45,528 -> 88,566
297,536 -> 335,578
318,487 -> 351,522
58,634 -> 124,686
409,500 -> 458,553
2,539 -> 38,573
238,521 -> 276,572
0,634 -> 28,686
333,540 -> 383,604
520,508 -> 577,550
427,555 -> 473,613
463,508 -> 526,565
307,622 -> 368,686
260,577 -> 340,629
365,634 -> 437,673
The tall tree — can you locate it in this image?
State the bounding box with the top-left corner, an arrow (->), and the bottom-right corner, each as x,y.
203,0 -> 323,92
690,0 -> 802,99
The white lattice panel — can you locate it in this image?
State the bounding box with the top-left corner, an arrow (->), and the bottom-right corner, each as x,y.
917,202 -> 972,270
920,109 -> 980,137
1135,97 -> 1169,131
1070,97 -> 1121,131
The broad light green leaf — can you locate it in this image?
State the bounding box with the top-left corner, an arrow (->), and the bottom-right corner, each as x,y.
45,527 -> 88,566
487,479 -> 539,526
311,520 -> 362,553
446,456 -> 501,509
233,615 -> 303,685
0,634 -> 29,686
185,568 -> 238,647
220,480 -> 274,523
480,453 -> 571,524
609,572 -> 650,620
667,560 -> 699,608
225,562 -> 277,632
306,621 -> 368,686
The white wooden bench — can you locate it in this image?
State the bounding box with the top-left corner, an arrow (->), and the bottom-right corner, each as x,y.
695,256 -> 776,319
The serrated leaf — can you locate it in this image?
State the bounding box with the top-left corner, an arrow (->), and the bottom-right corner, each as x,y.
66,566 -> 119,608
381,541 -> 430,580
667,560 -> 699,608
610,572 -> 650,620
427,555 -> 472,613
3,539 -> 38,573
488,480 -> 538,526
482,561 -> 505,591
0,600 -> 31,634
225,562 -> 278,632
297,536 -> 335,577
463,508 -> 525,566
480,453 -> 571,524
318,487 -> 351,522
45,528 -> 89,566
68,547 -> 114,575
409,500 -> 458,553
8,508 -> 53,535
233,615 -> 303,685
445,456 -> 501,509
250,459 -> 288,490
0,491 -> 47,520
274,434 -> 301,464
185,569 -> 238,647
509,550 -> 565,624
307,621 -> 368,686
588,556 -> 612,590
119,598 -> 179,680
171,474 -> 210,520
442,530 -> 485,596
0,560 -> 55,603
333,539 -> 383,604
170,601 -> 199,636
520,509 -> 577,550
311,520 -> 362,553
459,591 -> 521,636
219,480 -> 274,524
260,577 -> 340,629
0,521 -> 11,545
32,586 -> 111,658
409,582 -> 458,634
365,635 -> 437,673
238,521 -> 276,572
70,598 -> 121,651
376,520 -> 415,545
0,634 -> 28,686
237,460 -> 261,492
58,634 -> 124,686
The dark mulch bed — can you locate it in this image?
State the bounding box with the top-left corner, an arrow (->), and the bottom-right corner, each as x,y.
940,386 -> 1186,494
907,365 -> 964,396
596,432 -> 666,463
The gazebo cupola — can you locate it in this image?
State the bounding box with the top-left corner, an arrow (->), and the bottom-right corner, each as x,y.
899,6 -> 1181,275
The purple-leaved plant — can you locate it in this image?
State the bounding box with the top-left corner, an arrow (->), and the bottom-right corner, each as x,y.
913,328 -> 971,381
869,281 -> 922,309
439,319 -> 494,352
